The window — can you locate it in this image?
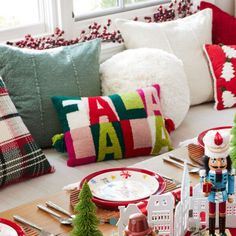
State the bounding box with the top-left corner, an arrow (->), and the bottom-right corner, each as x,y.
0,0 -> 57,42
73,0 -> 168,20
0,0 -> 40,30
73,0 -> 118,16
0,0 -> 167,42
125,0 -> 158,6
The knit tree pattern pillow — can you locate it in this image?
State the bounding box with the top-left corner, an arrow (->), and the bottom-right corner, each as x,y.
0,77 -> 53,188
52,85 -> 172,166
204,44 -> 236,110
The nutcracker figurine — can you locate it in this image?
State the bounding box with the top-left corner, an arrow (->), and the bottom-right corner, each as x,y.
200,130 -> 235,236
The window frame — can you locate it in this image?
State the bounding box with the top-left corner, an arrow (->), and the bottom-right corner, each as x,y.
73,0 -> 170,21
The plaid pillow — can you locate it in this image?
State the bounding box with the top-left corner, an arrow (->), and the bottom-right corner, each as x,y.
52,84 -> 173,166
0,77 -> 53,188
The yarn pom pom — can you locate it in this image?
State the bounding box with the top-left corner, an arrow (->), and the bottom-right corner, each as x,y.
52,133 -> 67,153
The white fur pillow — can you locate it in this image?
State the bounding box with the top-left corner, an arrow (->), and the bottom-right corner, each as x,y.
100,48 -> 190,128
115,9 -> 213,105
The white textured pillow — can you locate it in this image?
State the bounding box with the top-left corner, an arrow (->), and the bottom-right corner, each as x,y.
115,9 -> 213,105
100,48 -> 190,128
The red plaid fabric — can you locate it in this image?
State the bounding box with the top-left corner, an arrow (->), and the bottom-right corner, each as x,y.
0,77 -> 53,188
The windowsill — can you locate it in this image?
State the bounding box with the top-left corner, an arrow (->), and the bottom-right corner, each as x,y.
0,23 -> 46,43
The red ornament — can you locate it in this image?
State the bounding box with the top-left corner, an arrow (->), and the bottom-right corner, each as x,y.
214,132 -> 223,146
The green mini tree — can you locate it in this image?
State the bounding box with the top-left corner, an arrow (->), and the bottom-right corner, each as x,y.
70,181 -> 103,236
230,114 -> 236,169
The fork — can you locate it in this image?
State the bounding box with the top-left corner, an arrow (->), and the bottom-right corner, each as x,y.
13,215 -> 58,236
37,205 -> 72,225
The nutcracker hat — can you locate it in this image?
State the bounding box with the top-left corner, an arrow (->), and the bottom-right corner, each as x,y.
203,130 -> 230,159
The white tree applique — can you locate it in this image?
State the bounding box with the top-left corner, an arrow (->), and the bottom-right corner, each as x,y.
222,45 -> 236,58
221,58 -> 235,82
222,89 -> 236,108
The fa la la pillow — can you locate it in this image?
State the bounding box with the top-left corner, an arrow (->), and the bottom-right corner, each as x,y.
52,84 -> 173,166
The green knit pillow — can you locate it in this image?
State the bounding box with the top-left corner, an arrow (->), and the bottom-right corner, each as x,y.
0,39 -> 101,148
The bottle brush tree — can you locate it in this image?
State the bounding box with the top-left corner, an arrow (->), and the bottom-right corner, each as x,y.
70,180 -> 103,236
230,114 -> 236,169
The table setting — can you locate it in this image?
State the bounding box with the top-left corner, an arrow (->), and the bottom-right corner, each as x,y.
2,166 -> 184,236
1,126 -> 234,236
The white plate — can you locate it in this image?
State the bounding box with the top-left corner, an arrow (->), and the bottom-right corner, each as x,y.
87,168 -> 164,202
0,223 -> 18,236
0,218 -> 25,236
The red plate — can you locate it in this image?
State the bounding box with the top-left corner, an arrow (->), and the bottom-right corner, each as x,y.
198,126 -> 232,147
0,218 -> 25,236
80,167 -> 166,209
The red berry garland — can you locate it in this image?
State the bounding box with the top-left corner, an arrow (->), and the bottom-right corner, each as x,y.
6,19 -> 123,50
7,0 -> 198,50
135,0 -> 198,22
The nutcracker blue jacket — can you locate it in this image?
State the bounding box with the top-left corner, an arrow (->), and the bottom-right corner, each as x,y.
206,170 -> 235,203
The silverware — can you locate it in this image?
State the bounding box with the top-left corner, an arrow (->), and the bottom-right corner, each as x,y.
46,201 -> 75,219
45,201 -> 117,225
169,154 -> 200,168
37,205 -> 72,225
13,215 -> 58,236
163,157 -> 200,173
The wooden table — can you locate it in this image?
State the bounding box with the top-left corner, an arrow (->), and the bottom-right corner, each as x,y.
0,191 -> 116,236
0,147 -> 200,236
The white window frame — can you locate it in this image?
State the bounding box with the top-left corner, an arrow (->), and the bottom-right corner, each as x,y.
0,0 -> 169,51
59,0 -> 170,38
0,0 -> 169,62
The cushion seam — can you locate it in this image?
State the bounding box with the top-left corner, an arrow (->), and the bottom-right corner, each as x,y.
30,55 -> 45,134
66,48 -> 82,95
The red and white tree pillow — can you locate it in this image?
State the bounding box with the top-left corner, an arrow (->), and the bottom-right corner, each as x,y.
204,44 -> 236,110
